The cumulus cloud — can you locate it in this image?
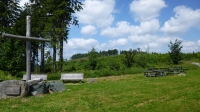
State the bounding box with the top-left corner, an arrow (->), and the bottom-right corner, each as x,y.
127,34 -> 178,52
182,41 -> 200,52
161,6 -> 200,35
63,38 -> 100,59
64,38 -> 98,50
98,38 -> 129,51
198,40 -> 200,46
101,21 -> 133,38
75,0 -> 115,28
101,19 -> 160,38
128,34 -> 157,44
81,25 -> 97,35
129,0 -> 167,21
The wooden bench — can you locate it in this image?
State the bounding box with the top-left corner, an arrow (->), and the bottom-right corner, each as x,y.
61,73 -> 84,82
22,74 -> 47,81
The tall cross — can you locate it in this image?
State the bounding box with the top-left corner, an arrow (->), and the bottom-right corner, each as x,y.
2,16 -> 51,81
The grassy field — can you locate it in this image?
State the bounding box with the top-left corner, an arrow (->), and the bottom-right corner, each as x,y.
0,64 -> 200,112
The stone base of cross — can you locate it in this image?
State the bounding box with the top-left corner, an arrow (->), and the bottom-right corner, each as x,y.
2,16 -> 50,81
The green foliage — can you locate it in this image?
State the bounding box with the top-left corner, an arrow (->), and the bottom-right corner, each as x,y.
86,48 -> 99,70
135,53 -> 147,68
0,0 -> 25,76
0,39 -> 26,76
168,38 -> 183,64
47,73 -> 60,80
122,49 -> 137,68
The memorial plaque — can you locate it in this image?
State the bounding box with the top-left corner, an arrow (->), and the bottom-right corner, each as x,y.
6,86 -> 21,96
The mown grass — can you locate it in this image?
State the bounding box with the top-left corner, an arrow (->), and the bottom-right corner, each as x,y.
0,65 -> 200,112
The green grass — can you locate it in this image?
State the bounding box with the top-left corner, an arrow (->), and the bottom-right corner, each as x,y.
0,67 -> 200,112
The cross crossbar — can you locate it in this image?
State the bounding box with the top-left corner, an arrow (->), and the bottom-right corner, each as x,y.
2,33 -> 51,42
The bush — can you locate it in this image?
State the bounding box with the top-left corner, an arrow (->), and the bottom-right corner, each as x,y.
47,73 -> 60,80
135,53 -> 147,68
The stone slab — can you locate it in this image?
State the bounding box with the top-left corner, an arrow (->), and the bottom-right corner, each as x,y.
61,73 -> 84,82
22,74 -> 47,81
0,80 -> 29,99
6,86 -> 21,96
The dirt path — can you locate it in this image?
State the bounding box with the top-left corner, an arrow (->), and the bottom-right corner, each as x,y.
191,62 -> 200,67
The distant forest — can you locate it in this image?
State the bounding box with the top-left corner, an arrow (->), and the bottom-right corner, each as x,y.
71,49 -> 132,60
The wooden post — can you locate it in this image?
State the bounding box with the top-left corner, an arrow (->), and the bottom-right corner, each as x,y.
26,16 -> 31,81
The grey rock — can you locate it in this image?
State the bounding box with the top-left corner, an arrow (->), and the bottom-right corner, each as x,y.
47,81 -> 66,93
29,81 -> 49,96
0,80 -> 29,99
178,73 -> 186,76
27,78 -> 43,86
87,78 -> 97,83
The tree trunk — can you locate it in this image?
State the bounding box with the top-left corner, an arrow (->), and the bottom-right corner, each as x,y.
40,42 -> 44,73
59,37 -> 63,72
53,45 -> 56,73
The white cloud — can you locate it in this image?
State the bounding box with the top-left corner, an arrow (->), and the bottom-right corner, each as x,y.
109,38 -> 128,46
127,34 -> 179,52
101,21 -> 133,38
198,40 -> 200,46
161,6 -> 200,35
136,19 -> 160,34
129,0 -> 167,21
128,34 -> 157,44
182,41 -> 199,52
98,38 -> 129,51
75,0 -> 115,28
63,38 -> 99,59
64,38 -> 98,50
81,25 -> 97,35
101,19 -> 160,38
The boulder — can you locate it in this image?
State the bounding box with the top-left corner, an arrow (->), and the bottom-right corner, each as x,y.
0,80 -> 29,99
46,81 -> 66,93
29,81 -> 49,96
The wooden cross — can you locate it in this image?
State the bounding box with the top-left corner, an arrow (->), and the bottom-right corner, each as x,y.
2,16 -> 51,81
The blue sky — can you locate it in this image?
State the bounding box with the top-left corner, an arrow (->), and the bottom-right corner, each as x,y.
20,0 -> 200,60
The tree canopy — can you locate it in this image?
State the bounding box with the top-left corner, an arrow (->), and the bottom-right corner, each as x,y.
0,0 -> 83,76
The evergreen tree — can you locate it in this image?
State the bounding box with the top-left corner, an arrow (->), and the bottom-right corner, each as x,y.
30,0 -> 83,72
168,38 -> 183,64
0,0 -> 25,76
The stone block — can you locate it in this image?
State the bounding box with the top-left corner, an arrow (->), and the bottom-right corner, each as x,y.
0,80 -> 29,99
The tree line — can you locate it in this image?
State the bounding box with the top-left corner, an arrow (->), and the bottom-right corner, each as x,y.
71,49 -> 119,60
